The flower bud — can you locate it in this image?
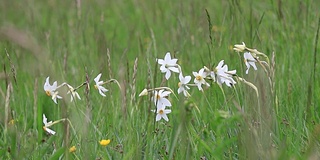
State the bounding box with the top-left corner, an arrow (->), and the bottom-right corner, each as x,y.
138,88 -> 148,97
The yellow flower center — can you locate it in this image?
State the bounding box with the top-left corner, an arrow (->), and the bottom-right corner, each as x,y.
178,82 -> 181,87
45,90 -> 51,96
156,94 -> 160,100
159,109 -> 164,114
94,85 -> 98,89
69,146 -> 76,153
99,139 -> 111,146
196,75 -> 202,81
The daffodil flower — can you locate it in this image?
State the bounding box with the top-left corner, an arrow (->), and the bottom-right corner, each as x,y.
66,84 -> 81,102
153,89 -> 172,108
178,73 -> 191,97
94,73 -> 108,97
153,105 -> 172,122
193,68 -> 210,90
157,52 -> 180,80
42,114 -> 56,135
215,60 -> 236,87
44,77 -> 62,104
244,52 -> 257,74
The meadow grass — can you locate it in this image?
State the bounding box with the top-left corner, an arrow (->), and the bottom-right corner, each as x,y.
0,0 -> 320,159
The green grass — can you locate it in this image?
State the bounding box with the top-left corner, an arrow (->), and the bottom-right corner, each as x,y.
1,0 -> 320,159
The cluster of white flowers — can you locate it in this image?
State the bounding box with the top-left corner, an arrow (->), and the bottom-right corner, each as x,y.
139,52 -> 241,122
157,52 -> 237,94
43,73 -> 113,104
42,73 -> 119,135
140,44 -> 267,122
152,90 -> 172,121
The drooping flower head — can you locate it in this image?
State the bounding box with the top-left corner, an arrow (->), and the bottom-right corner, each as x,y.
244,52 -> 257,74
66,84 -> 81,102
153,89 -> 172,108
178,73 -> 191,97
42,114 -> 56,135
94,73 -> 108,97
44,77 -> 62,104
193,68 -> 210,90
214,60 -> 236,87
157,52 -> 180,80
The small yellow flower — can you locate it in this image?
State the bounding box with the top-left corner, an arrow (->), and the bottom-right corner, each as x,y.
8,119 -> 15,125
69,146 -> 76,153
99,139 -> 111,146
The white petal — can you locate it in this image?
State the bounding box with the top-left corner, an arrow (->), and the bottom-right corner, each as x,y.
197,84 -> 203,91
178,87 -> 183,94
156,114 -> 162,121
99,89 -> 106,97
52,81 -> 58,89
164,52 -> 171,61
168,67 -> 179,73
44,77 -> 50,90
52,97 -> 58,104
157,59 -> 165,65
244,52 -> 255,61
45,127 -> 56,135
162,114 -> 169,121
76,92 -> 81,100
168,59 -> 178,65
216,60 -> 224,69
165,71 -> 171,80
160,65 -> 167,73
160,91 -> 171,97
161,98 -> 172,107
99,86 -> 108,92
94,73 -> 102,83
184,76 -> 191,84
250,62 -> 257,70
43,114 -> 47,125
183,90 -> 189,97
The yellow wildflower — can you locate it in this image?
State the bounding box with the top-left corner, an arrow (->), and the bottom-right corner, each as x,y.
99,139 -> 111,146
69,146 -> 76,153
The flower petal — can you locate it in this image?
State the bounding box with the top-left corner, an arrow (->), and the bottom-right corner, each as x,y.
165,70 -> 171,80
168,67 -> 179,73
94,73 -> 102,83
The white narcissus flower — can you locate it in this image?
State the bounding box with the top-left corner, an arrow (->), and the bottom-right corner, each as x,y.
94,73 -> 108,97
193,68 -> 210,91
154,105 -> 172,122
157,52 -> 180,80
66,84 -> 81,102
215,60 -> 236,87
244,52 -> 257,74
178,73 -> 191,97
204,66 -> 216,82
44,77 -> 62,104
153,89 -> 172,108
43,114 -> 56,135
